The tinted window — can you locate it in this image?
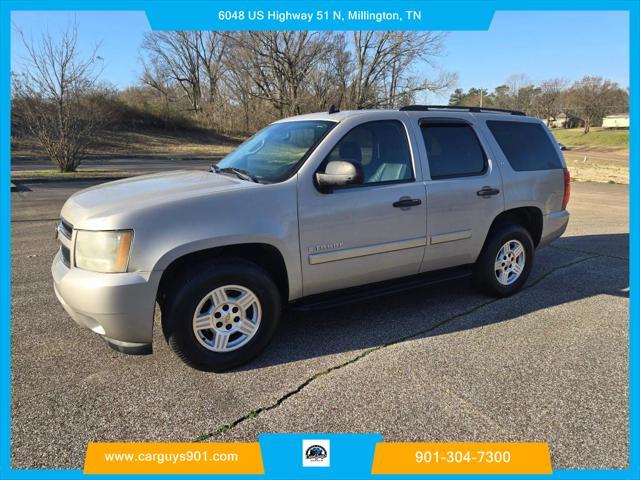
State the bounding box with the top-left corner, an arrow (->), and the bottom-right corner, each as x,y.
325,120 -> 413,184
487,120 -> 563,171
421,123 -> 487,179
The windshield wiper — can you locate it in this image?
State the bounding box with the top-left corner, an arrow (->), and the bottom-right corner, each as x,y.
211,165 -> 260,183
223,167 -> 260,183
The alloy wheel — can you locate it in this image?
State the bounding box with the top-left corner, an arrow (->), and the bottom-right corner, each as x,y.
494,239 -> 526,286
192,284 -> 262,352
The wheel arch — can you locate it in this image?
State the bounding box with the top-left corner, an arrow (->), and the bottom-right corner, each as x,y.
156,243 -> 290,307
485,206 -> 544,249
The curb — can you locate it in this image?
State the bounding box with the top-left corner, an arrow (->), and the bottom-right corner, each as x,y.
11,175 -> 130,185
11,155 -> 225,165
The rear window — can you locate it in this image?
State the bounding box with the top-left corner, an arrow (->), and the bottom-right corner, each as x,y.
421,123 -> 487,179
487,120 -> 563,171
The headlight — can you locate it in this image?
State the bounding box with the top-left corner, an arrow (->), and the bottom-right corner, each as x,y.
74,230 -> 133,273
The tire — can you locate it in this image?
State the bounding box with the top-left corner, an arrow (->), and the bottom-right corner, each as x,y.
473,223 -> 534,297
162,258 -> 281,372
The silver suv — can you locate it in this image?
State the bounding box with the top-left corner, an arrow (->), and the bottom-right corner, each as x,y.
52,106 -> 570,371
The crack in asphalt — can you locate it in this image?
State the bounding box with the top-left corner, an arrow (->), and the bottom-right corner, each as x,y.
194,253 -> 599,441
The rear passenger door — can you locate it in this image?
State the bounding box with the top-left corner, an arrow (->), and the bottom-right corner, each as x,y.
419,118 -> 505,272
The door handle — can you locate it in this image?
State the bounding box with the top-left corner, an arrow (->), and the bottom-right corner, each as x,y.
393,197 -> 422,208
476,186 -> 500,198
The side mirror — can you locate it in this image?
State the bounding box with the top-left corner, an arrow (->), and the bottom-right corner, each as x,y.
316,160 -> 363,190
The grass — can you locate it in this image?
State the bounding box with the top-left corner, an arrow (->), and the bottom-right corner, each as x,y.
552,128 -> 629,184
551,127 -> 629,149
11,127 -> 242,159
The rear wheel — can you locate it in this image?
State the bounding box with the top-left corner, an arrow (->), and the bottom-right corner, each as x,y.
473,223 -> 534,297
162,259 -> 281,372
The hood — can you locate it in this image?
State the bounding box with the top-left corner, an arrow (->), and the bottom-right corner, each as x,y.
61,170 -> 258,228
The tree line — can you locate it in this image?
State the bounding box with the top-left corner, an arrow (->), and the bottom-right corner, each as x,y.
11,23 -> 629,173
448,75 -> 629,133
12,25 -> 455,171
137,30 -> 454,133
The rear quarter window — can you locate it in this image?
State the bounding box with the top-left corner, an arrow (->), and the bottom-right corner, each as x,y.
486,120 -> 563,171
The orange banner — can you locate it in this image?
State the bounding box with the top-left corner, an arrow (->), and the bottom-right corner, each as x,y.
371,442 -> 552,475
84,442 -> 264,475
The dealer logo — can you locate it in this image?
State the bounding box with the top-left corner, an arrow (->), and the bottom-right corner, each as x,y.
306,445 -> 327,460
302,439 -> 330,467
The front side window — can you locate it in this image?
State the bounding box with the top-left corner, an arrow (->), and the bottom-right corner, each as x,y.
421,122 -> 487,179
322,120 -> 413,185
217,120 -> 335,183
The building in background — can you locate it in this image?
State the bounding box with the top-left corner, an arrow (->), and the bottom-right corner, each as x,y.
602,113 -> 630,129
546,113 -> 585,129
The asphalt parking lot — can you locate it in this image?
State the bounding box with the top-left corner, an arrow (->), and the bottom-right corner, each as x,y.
10,180 -> 629,470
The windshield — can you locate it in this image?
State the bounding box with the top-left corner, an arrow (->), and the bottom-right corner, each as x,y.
216,120 -> 335,183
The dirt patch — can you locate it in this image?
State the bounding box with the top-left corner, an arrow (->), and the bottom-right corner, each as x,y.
565,153 -> 629,184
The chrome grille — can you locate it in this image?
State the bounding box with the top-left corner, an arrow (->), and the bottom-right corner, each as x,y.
57,218 -> 73,267
58,218 -> 73,240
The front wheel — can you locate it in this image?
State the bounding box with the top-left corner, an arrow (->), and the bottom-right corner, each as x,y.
162,259 -> 281,372
473,224 -> 534,297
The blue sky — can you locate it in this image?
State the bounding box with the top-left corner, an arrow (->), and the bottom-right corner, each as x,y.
435,11 -> 629,98
11,10 -> 629,100
11,11 -> 151,90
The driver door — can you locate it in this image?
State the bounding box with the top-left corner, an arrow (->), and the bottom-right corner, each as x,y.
297,119 -> 427,296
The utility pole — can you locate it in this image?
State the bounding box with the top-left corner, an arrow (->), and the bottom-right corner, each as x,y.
480,89 -> 483,108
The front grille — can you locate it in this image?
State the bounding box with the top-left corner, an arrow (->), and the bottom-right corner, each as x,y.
57,218 -> 73,267
59,218 -> 73,239
60,245 -> 71,267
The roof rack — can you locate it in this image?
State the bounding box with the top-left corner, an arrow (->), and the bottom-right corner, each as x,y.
399,105 -> 526,116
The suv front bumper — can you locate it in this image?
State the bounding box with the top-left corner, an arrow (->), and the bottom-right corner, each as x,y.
52,250 -> 161,354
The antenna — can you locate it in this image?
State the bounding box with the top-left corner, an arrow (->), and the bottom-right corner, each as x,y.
328,104 -> 340,114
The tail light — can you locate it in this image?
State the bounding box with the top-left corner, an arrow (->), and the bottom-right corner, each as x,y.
562,167 -> 571,210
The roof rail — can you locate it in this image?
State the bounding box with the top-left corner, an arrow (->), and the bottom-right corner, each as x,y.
399,105 -> 526,116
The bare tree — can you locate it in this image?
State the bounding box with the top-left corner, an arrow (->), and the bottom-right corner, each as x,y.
221,53 -> 257,133
140,55 -> 176,126
227,31 -> 334,116
196,31 -> 228,104
136,30 -> 455,132
307,33 -> 353,111
567,76 -> 628,133
141,55 -> 173,103
141,31 -> 230,130
12,22 -> 107,172
349,31 -> 453,109
141,31 -> 205,113
536,78 -> 568,125
502,74 -> 539,112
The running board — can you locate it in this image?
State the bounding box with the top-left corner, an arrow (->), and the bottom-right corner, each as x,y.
289,265 -> 473,311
